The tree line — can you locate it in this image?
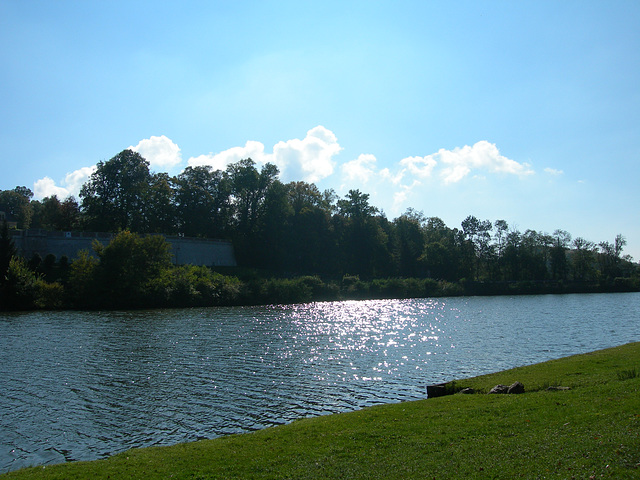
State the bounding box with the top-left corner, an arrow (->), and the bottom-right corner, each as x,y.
1,149 -> 639,310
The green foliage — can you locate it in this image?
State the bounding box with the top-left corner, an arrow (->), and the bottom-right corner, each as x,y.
0,219 -> 17,283
0,187 -> 34,229
34,280 -> 65,309
1,257 -> 40,309
92,231 -> 172,308
80,150 -> 152,232
66,250 -> 98,308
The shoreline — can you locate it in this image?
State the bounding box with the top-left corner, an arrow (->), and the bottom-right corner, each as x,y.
2,341 -> 639,478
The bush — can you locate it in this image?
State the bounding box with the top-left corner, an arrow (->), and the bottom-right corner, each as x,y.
35,280 -> 65,309
2,257 -> 40,310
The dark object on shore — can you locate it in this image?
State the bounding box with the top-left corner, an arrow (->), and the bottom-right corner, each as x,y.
426,383 -> 449,398
488,382 -> 525,394
488,384 -> 510,394
507,381 -> 525,394
458,387 -> 475,394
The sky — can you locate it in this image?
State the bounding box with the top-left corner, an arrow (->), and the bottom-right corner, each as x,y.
1,1 -> 639,260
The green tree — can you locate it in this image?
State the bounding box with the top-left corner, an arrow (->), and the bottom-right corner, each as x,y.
80,150 -> 152,232
335,190 -> 389,277
226,159 -> 279,265
147,173 -> 178,234
284,182 -> 337,274
67,250 -> 98,307
461,215 -> 493,280
92,231 -> 173,307
393,208 -> 426,277
550,229 -> 571,280
0,187 -> 34,229
420,217 -> 468,281
598,234 -> 627,280
571,237 -> 596,281
1,257 -> 39,309
0,219 -> 18,285
256,180 -> 292,270
175,166 -> 231,238
36,195 -> 81,231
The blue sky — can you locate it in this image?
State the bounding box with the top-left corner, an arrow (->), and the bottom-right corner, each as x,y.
2,1 -> 639,260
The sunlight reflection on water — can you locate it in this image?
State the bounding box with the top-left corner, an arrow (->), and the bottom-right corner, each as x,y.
1,292 -> 639,472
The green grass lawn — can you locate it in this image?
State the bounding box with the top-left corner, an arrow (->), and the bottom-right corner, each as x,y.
4,342 -> 639,479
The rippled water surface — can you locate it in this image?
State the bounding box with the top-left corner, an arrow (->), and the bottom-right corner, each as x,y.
1,292 -> 639,472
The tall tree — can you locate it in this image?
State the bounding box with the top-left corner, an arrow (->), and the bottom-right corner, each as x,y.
461,215 -> 492,280
571,237 -> 596,281
393,208 -> 426,277
37,195 -> 81,231
226,159 -> 279,265
175,166 -> 231,238
0,187 -> 34,229
335,190 -> 388,276
550,229 -> 571,280
146,173 -> 178,234
92,231 -> 172,307
0,219 -> 18,284
80,150 -> 152,232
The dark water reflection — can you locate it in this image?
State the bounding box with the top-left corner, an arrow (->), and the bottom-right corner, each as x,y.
1,292 -> 639,472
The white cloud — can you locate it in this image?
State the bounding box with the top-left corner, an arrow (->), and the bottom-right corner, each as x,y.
272,126 -> 341,183
437,141 -> 534,184
188,141 -> 268,171
399,155 -> 438,179
544,167 -> 564,176
129,135 -> 182,169
34,177 -> 71,199
33,165 -> 96,200
341,154 -> 378,185
187,126 -> 342,183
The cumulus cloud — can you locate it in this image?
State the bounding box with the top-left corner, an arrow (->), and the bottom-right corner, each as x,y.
187,126 -> 341,183
34,177 -> 71,199
129,135 -> 182,169
331,140 -> 536,216
188,141 -> 268,171
399,155 -> 438,179
272,126 -> 341,183
436,141 -> 534,184
341,154 -> 378,185
33,166 -> 96,200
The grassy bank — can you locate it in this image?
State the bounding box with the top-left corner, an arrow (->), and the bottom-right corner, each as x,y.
3,342 -> 639,479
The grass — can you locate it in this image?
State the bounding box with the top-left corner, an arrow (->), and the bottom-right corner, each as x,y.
3,342 -> 639,479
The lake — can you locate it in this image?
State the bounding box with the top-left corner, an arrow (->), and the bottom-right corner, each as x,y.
1,292 -> 639,473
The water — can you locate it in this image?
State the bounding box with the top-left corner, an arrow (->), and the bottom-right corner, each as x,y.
1,292 -> 639,472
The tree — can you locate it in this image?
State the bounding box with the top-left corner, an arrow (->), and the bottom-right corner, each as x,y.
92,231 -> 173,307
146,173 -> 178,234
0,187 -> 34,229
175,166 -> 231,238
571,237 -> 596,281
461,215 -> 492,280
393,209 -> 426,277
66,250 -> 98,307
337,189 -> 379,218
598,234 -> 627,280
420,217 -> 468,281
550,229 -> 571,280
335,190 -> 388,277
0,219 -> 18,284
226,159 -> 280,265
80,150 -> 152,232
36,195 -> 81,231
